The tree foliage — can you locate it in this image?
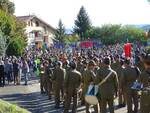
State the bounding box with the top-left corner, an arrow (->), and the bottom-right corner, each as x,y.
88,24 -> 147,45
0,31 -> 8,56
0,9 -> 27,56
0,10 -> 15,36
55,19 -> 66,42
6,19 -> 27,56
0,0 -> 15,14
74,6 -> 92,40
63,34 -> 80,45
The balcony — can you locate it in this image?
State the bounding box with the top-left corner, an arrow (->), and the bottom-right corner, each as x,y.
34,37 -> 43,42
26,26 -> 44,33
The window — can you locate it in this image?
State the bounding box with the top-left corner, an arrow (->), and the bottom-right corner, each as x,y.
35,32 -> 38,37
43,26 -> 47,34
29,32 -> 34,38
35,21 -> 39,27
30,20 -> 33,26
28,21 -> 30,26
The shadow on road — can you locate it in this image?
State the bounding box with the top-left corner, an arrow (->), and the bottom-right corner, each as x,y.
0,92 -> 87,113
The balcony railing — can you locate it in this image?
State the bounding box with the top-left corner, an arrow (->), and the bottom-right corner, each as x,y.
34,37 -> 43,42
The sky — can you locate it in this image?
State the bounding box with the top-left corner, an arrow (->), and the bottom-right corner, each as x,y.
11,0 -> 150,28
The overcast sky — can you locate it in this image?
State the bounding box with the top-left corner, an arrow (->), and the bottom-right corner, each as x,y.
11,0 -> 150,28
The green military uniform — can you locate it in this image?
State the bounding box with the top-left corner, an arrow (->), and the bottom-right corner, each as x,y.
121,65 -> 140,113
140,69 -> 150,113
112,61 -> 126,106
96,66 -> 118,113
77,62 -> 84,73
45,65 -> 53,99
136,61 -> 144,73
63,69 -> 82,113
82,69 -> 98,113
79,61 -> 87,105
40,64 -> 46,93
52,67 -> 66,107
111,61 -> 120,71
94,66 -> 99,75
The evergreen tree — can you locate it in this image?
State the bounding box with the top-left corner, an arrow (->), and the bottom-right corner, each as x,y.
74,6 -> 92,40
55,19 -> 66,42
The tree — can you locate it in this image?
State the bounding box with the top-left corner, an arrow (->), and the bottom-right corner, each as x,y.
0,10 -> 15,56
0,10 -> 27,56
0,10 -> 15,36
88,24 -> 147,45
63,34 -> 80,45
6,18 -> 27,56
55,19 -> 66,43
0,0 -> 15,14
0,31 -> 8,56
74,6 -> 92,40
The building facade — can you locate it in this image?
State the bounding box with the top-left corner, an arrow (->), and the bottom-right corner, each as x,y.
17,15 -> 56,49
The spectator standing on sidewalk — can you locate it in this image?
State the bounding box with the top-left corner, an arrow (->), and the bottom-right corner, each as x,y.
4,59 -> 13,84
22,58 -> 29,85
0,57 -> 5,87
13,59 -> 20,85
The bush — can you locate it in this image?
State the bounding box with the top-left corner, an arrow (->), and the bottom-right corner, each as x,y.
0,99 -> 30,113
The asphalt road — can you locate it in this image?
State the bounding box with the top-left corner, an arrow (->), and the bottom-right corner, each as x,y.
0,75 -> 128,113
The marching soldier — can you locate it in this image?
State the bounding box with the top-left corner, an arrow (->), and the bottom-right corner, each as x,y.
96,57 -> 118,113
136,55 -> 144,72
93,57 -> 100,75
139,54 -> 150,113
117,60 -> 126,108
76,56 -> 84,73
112,56 -> 126,107
44,61 -> 53,100
40,62 -> 46,94
82,60 -> 98,113
63,61 -> 82,113
111,55 -> 120,71
121,58 -> 140,113
80,59 -> 88,105
52,61 -> 66,108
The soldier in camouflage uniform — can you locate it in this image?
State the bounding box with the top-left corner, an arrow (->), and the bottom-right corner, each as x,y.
140,54 -> 150,113
76,56 -> 84,73
121,58 -> 140,113
63,61 -> 82,113
96,57 -> 118,113
52,61 -> 66,108
44,61 -> 53,100
82,60 -> 98,113
40,62 -> 46,94
112,56 -> 126,107
117,59 -> 126,108
136,55 -> 144,72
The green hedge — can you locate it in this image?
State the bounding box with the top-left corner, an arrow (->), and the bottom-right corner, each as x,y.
0,99 -> 30,113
